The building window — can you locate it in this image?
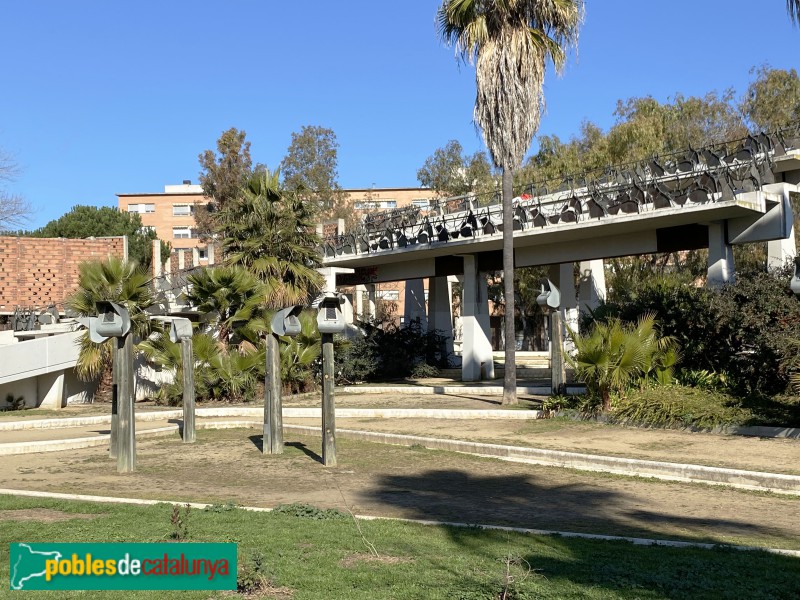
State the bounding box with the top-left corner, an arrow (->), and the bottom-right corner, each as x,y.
138,226 -> 156,234
173,227 -> 193,239
128,203 -> 155,213
377,290 -> 399,301
198,247 -> 208,260
354,199 -> 397,210
172,204 -> 193,216
412,199 -> 430,209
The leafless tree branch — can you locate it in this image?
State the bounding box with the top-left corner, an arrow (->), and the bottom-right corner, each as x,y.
0,149 -> 31,231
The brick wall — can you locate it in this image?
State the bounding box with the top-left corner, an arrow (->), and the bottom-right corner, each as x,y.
0,236 -> 126,313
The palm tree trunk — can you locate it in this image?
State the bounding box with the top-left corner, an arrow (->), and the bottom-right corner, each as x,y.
502,168 -> 517,405
94,363 -> 114,403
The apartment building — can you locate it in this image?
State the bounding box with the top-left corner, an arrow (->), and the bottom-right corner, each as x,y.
116,183 -> 435,321
116,183 -> 434,254
116,181 -> 210,257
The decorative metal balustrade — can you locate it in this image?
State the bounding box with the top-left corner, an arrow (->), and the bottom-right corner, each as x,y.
321,124 -> 800,260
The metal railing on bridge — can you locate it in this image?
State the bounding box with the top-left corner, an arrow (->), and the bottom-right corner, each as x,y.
321,123 -> 800,259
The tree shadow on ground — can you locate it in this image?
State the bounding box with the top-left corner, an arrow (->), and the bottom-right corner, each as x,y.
247,435 -> 323,463
359,469 -> 800,597
522,534 -> 800,599
359,468 -> 793,546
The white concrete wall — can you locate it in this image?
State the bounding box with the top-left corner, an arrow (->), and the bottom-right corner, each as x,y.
0,331 -> 81,386
0,379 -> 37,409
135,356 -> 175,401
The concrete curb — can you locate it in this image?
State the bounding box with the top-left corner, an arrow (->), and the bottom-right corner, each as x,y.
0,407 -> 542,431
0,411 -> 183,431
0,488 -> 797,558
280,424 -> 800,495
339,385 -> 553,395
0,426 -> 177,455
4,418 -> 800,496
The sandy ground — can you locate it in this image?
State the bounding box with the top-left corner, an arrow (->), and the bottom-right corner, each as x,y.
286,416 -> 800,476
1,428 -> 799,551
3,391 -> 800,551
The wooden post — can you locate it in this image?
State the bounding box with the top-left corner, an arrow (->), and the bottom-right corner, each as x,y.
550,311 -> 566,395
321,333 -> 336,467
263,333 -> 283,454
110,346 -> 118,459
117,333 -> 136,473
181,336 -> 195,443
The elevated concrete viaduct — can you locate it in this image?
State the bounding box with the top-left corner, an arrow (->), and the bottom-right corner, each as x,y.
322,138 -> 800,382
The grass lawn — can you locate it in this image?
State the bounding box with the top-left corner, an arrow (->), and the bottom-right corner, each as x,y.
1,494 -> 798,599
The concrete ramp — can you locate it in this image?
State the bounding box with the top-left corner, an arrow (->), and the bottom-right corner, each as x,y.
0,331 -> 84,409
0,331 -> 82,385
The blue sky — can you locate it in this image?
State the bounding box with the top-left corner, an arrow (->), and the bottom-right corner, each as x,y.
1,1 -> 798,229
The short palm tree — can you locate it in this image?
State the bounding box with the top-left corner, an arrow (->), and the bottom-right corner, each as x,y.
67,257 -> 156,400
569,313 -> 678,412
185,265 -> 267,347
438,0 -> 583,404
279,311 -> 321,393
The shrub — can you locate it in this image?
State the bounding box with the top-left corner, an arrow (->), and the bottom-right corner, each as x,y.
591,267 -> 800,399
612,385 -> 750,430
410,363 -> 440,379
569,313 -> 678,411
335,322 -> 451,383
676,369 -> 730,392
272,503 -> 348,520
4,394 -> 25,411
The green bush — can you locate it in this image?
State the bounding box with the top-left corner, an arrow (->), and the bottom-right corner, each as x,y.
272,503 -> 349,520
591,267 -> 800,398
410,363 -> 441,379
569,313 -> 678,411
676,369 -> 731,392
612,385 -> 751,430
335,322 -> 451,383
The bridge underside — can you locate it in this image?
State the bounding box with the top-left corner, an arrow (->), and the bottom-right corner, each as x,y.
333,188 -> 792,286
321,132 -> 800,383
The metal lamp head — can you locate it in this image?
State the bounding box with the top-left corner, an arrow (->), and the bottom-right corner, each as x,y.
791,257 -> 800,298
271,305 -> 304,337
91,301 -> 132,340
169,317 -> 193,342
316,293 -> 346,334
536,279 -> 561,310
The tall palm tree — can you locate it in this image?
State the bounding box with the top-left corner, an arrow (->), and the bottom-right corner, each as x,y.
216,167 -> 324,307
67,257 -> 156,400
438,0 -> 583,404
789,0 -> 799,25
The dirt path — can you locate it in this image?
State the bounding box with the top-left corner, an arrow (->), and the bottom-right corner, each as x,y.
1,428 -> 799,552
286,416 -> 800,476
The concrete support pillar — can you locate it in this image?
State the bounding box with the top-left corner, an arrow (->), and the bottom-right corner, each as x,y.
355,284 -> 366,321
178,250 -> 185,271
317,267 -> 354,293
38,371 -> 65,409
404,279 -> 427,330
152,240 -> 163,278
207,243 -> 215,265
462,256 -> 494,381
767,184 -> 797,270
768,233 -> 798,270
366,284 -> 377,321
550,263 -> 578,354
578,259 -> 606,316
428,276 -> 455,362
707,221 -> 735,288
